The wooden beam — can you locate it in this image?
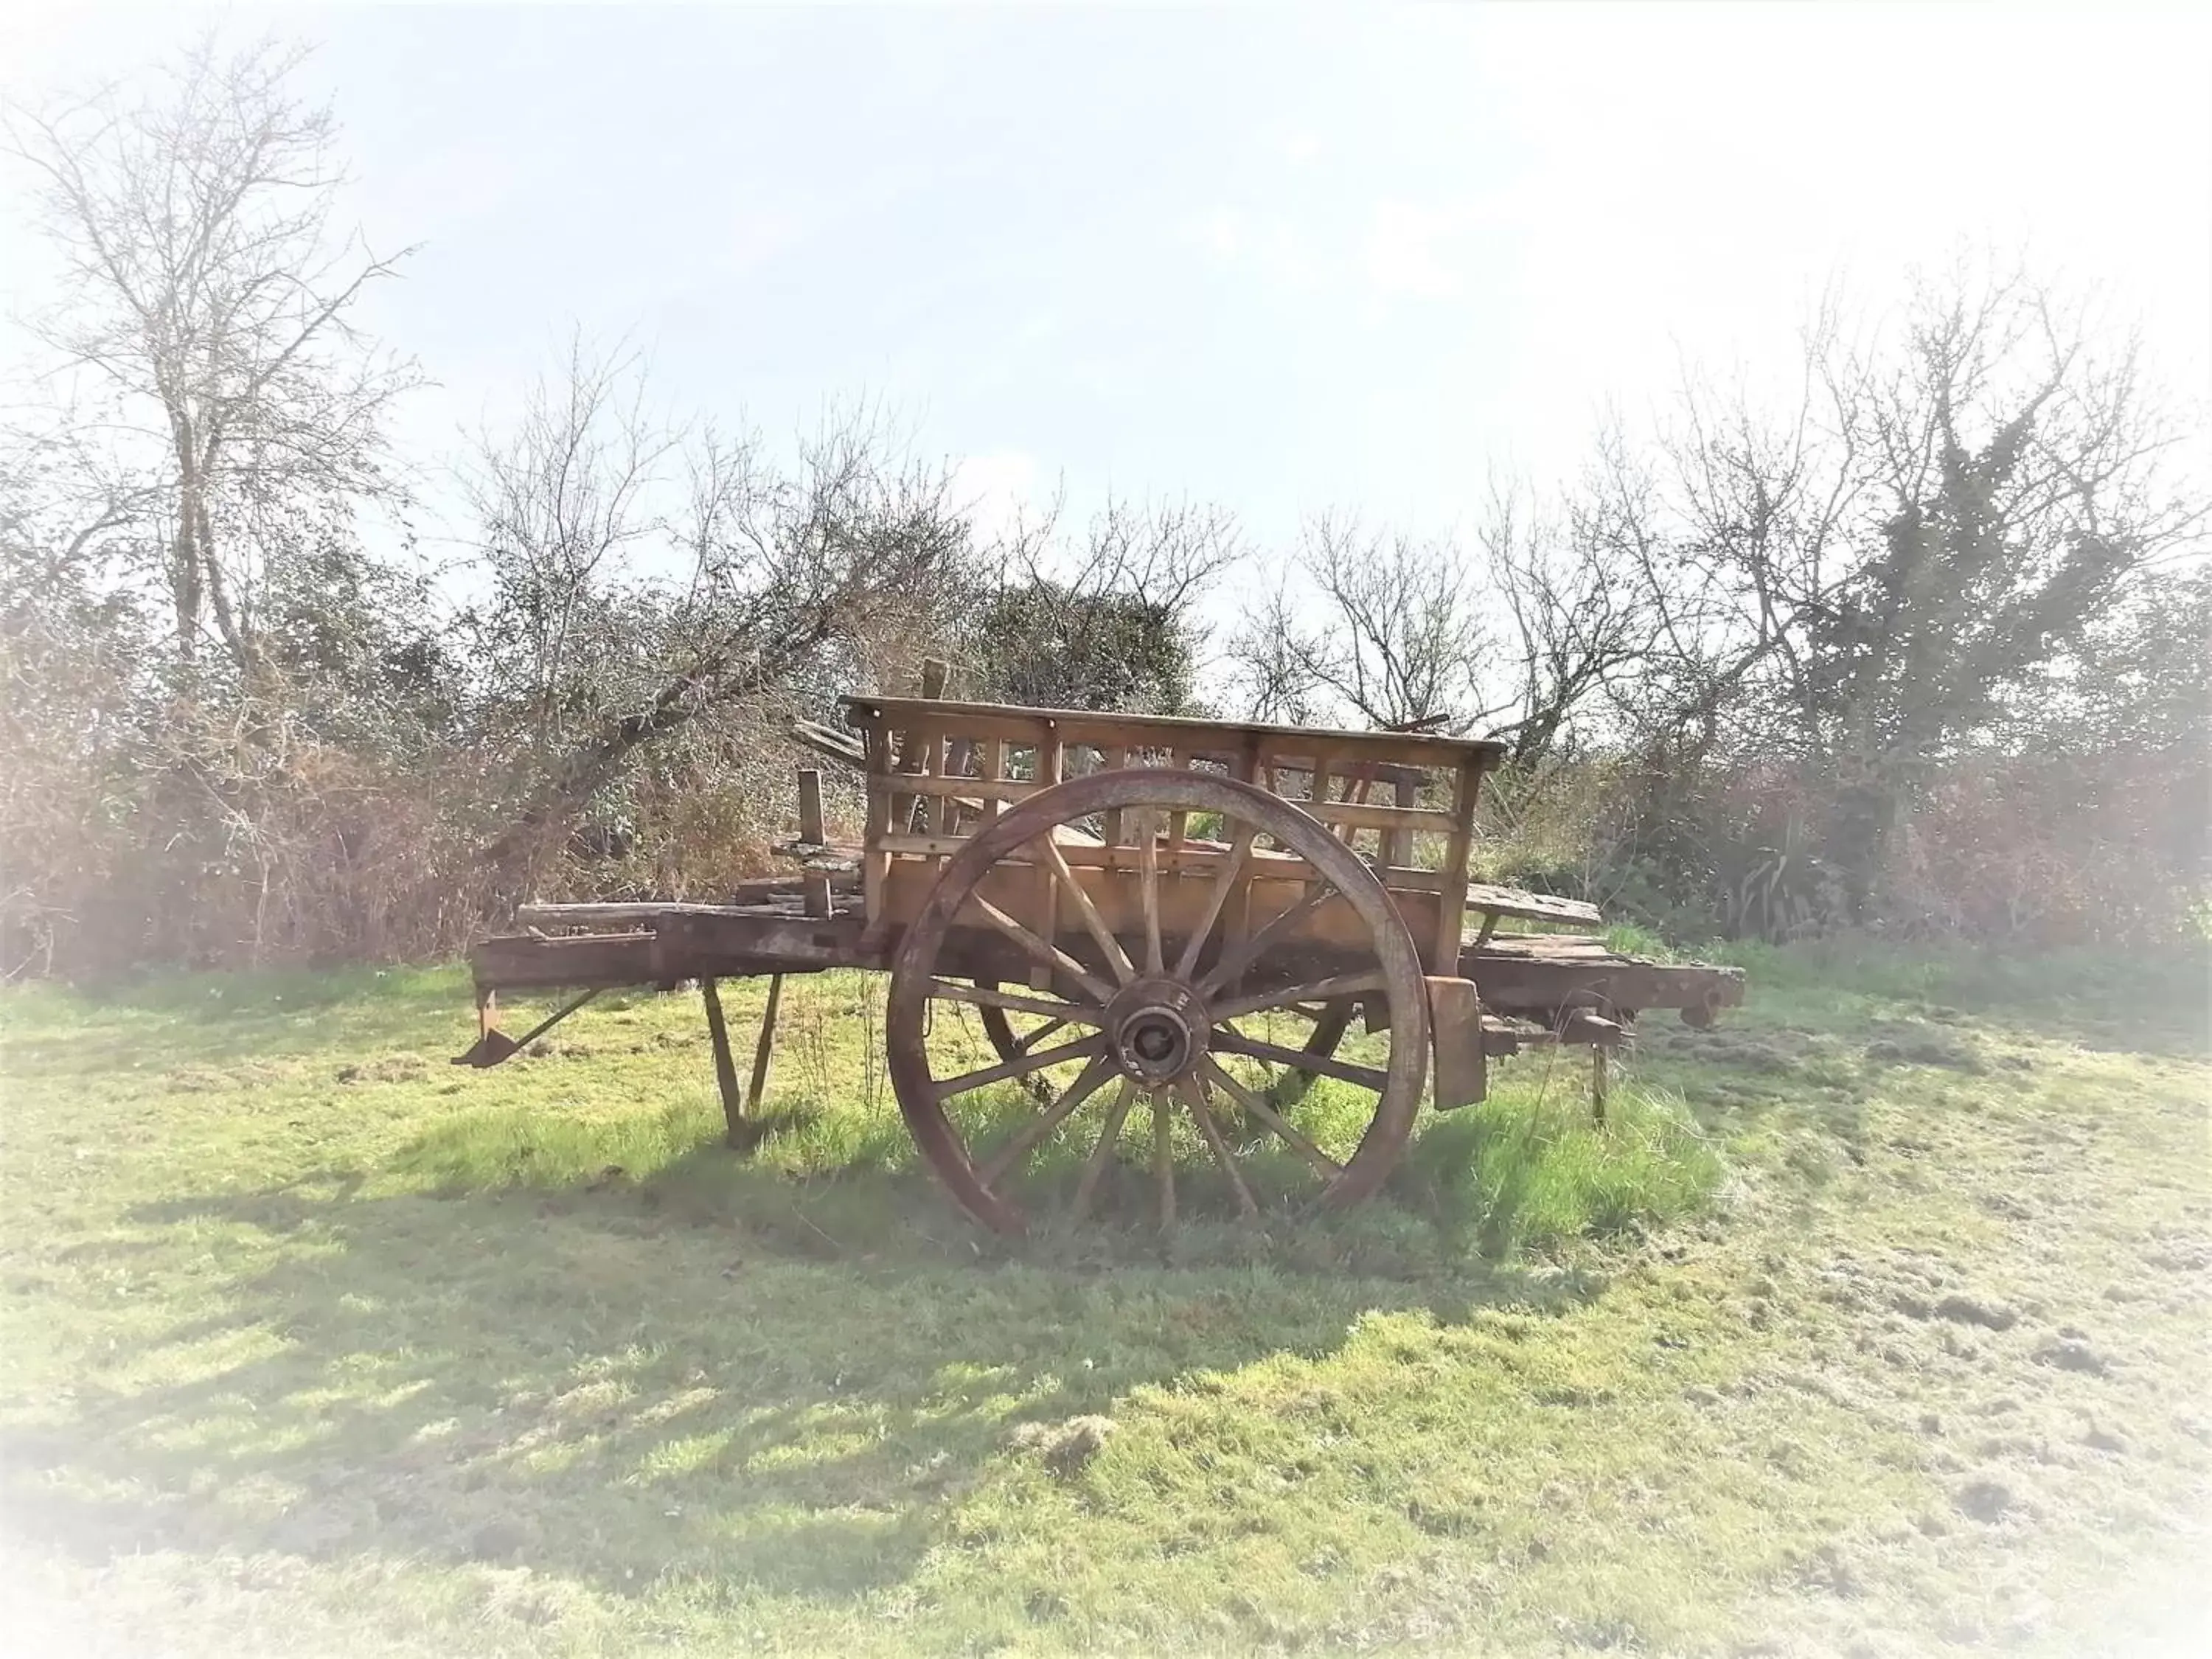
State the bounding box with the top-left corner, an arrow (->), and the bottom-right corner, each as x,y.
838,695 -> 1507,769
1433,755 -> 1481,973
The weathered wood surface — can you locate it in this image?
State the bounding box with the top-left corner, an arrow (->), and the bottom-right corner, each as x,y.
1462,884 -> 1604,929
1427,975 -> 1486,1110
843,696 -> 1505,771
1462,932 -> 1745,1020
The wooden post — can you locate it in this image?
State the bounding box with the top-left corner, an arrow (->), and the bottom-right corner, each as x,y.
1433,756 -> 1482,975
1386,773 -> 1418,873
979,737 -> 1004,824
700,978 -> 751,1147
798,768 -> 830,918
890,658 -> 948,836
749,973 -> 785,1113
1031,720 -> 1064,990
1591,1045 -> 1610,1123
860,717 -> 894,950
1101,745 -> 1127,851
1167,746 -> 1191,853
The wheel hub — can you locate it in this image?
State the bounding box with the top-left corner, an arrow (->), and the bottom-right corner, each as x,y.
1105,977 -> 1210,1085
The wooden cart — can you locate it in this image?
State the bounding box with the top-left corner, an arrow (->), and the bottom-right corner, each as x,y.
460,684 -> 1744,1232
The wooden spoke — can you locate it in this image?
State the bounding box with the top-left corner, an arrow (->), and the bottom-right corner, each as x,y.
1032,833 -> 1137,986
925,979 -> 1103,1024
1179,1077 -> 1259,1220
965,892 -> 1115,1004
1209,971 -> 1388,1024
931,1032 -> 1107,1102
1011,1018 -> 1068,1054
1196,882 -> 1340,996
1070,1079 -> 1138,1222
1152,1092 -> 1176,1228
1271,998 -> 1357,1107
1212,1026 -> 1389,1091
1200,1057 -> 1343,1182
978,1051 -> 1119,1186
1173,823 -> 1254,978
1136,807 -> 1164,975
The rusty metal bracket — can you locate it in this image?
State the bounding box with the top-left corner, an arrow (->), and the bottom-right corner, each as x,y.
451,987 -> 602,1068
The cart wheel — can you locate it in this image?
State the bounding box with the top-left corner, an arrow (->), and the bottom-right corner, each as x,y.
886,769 -> 1431,1233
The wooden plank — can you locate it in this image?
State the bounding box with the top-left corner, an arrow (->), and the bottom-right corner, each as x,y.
471,931 -> 658,990
517,890 -> 859,928
790,717 -> 866,768
1463,883 -> 1604,928
1302,798 -> 1458,834
838,696 -> 1507,768
871,773 -> 1045,803
1470,933 -> 1620,961
1466,957 -> 1745,1019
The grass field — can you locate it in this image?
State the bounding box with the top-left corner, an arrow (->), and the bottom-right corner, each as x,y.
1,940 -> 2206,1657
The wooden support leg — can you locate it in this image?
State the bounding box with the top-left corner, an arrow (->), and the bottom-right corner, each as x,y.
700,978 -> 753,1147
748,973 -> 785,1116
1591,1045 -> 1610,1123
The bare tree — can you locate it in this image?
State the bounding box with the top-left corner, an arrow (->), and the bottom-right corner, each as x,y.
4,34 -> 419,684
1576,261 -> 2209,921
1228,578 -> 1328,726
463,355 -> 986,891
1477,478 -> 1660,764
1266,512 -> 1495,731
460,334 -> 680,757
970,493 -> 1240,713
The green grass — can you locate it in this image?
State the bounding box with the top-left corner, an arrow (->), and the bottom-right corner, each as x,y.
1,943 -> 2207,1656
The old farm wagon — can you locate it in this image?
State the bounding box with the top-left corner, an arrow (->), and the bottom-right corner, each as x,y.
458,675 -> 1744,1231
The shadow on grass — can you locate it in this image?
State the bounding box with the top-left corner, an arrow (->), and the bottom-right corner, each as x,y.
4,1137 -> 1603,1611
1701,936 -> 2212,1057
0,963 -> 480,1077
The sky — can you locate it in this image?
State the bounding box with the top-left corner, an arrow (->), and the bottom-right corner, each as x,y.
3,2 -> 2209,573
